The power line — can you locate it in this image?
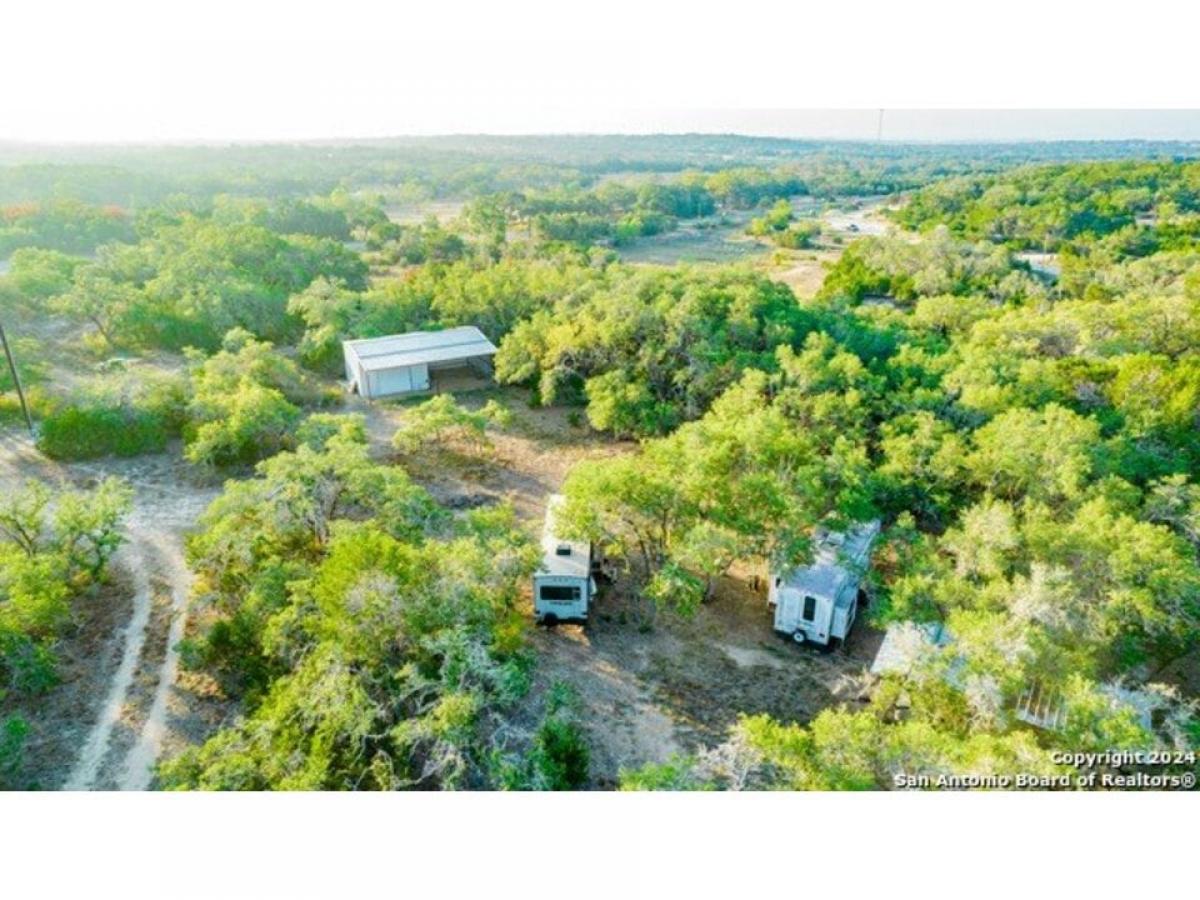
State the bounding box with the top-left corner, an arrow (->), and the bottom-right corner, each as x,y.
0,322 -> 34,435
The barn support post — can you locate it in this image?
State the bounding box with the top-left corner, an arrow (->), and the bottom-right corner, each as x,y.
0,322 -> 34,435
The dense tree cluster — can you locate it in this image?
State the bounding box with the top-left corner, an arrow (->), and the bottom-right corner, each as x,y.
208,193 -> 386,241
45,216 -> 366,352
364,216 -> 467,266
289,256 -> 604,373
817,228 -> 1045,305
182,329 -> 332,467
559,163 -> 1200,781
896,160 -> 1200,251
159,418 -> 585,789
0,200 -> 135,256
465,168 -> 808,251
495,266 -> 819,435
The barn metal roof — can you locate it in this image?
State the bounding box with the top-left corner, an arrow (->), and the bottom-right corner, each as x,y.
537,495 -> 591,580
343,326 -> 498,372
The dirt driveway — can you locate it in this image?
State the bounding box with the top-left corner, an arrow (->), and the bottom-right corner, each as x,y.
529,573 -> 881,787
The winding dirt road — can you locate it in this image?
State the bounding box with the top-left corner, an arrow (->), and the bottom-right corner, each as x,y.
117,527 -> 194,790
61,531 -> 156,790
1,431 -> 214,790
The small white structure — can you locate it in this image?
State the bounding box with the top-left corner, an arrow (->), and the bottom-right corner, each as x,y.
770,520 -> 880,647
871,621 -> 953,677
342,326 -> 498,399
533,495 -> 596,625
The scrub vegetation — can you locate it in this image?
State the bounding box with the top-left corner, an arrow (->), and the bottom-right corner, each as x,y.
1,135 -> 1197,789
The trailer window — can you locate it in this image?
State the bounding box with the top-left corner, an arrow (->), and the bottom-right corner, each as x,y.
540,585 -> 581,603
802,595 -> 817,621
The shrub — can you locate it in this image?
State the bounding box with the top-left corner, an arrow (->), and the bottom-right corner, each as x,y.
184,382 -> 300,467
38,404 -> 172,459
183,331 -> 323,467
392,395 -> 505,453
0,715 -> 29,788
0,479 -> 131,696
34,368 -> 187,460
530,683 -> 590,790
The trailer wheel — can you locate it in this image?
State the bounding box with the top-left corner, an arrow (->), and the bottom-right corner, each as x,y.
791,629 -> 806,646
541,613 -> 559,628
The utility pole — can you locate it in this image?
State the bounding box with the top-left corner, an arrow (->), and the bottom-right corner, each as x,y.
876,109 -> 885,142
0,322 -> 34,435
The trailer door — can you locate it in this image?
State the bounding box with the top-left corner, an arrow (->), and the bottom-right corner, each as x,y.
776,591 -> 800,632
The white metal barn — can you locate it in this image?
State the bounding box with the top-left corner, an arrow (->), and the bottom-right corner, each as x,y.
769,520 -> 880,647
342,326 -> 498,399
533,495 -> 596,625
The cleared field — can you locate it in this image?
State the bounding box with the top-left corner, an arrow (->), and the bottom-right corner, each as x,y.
617,221 -> 770,265
383,199 -> 466,224
766,249 -> 841,299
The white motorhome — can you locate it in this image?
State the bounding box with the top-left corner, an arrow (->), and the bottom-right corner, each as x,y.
533,495 -> 596,625
769,520 -> 880,647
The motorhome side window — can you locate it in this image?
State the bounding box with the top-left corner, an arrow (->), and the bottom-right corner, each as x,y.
802,595 -> 817,621
541,585 -> 581,602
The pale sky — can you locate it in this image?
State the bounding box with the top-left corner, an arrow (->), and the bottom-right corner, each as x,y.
2,2 -> 1197,143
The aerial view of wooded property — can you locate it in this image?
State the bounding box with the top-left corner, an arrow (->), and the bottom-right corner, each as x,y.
2,133 -> 1199,791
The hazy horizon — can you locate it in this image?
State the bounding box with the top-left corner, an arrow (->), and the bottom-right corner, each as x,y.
2,111 -> 1200,148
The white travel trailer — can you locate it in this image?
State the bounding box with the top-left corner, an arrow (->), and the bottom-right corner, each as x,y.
533,495 -> 596,625
769,520 -> 880,647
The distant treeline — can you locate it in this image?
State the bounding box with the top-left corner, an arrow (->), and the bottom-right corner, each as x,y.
1,134 -> 1196,207
895,159 -> 1200,250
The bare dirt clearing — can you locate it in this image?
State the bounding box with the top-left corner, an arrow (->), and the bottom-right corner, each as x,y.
384,199 -> 466,224
354,383 -> 633,523
768,248 -> 842,299
618,221 -> 768,266
78,459 -> 215,791
530,574 -> 882,787
820,195 -> 897,237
